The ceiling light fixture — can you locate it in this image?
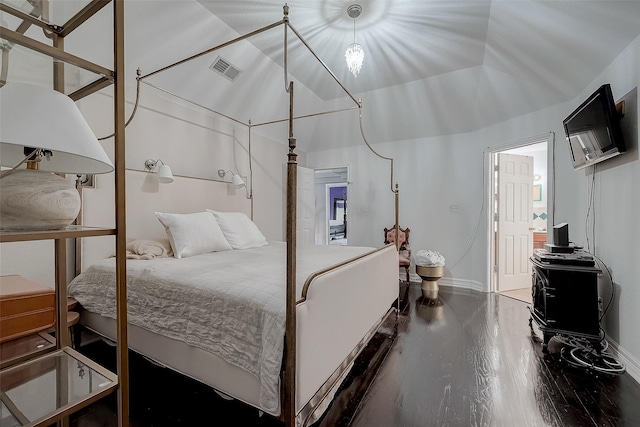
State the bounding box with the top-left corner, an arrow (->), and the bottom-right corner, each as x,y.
345,4 -> 364,77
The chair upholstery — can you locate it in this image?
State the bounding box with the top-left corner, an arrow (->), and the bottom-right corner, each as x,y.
384,226 -> 411,282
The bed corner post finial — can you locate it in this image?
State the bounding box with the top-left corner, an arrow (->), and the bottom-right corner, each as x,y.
395,183 -> 400,250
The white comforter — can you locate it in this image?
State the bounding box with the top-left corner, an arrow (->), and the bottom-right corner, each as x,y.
68,242 -> 374,413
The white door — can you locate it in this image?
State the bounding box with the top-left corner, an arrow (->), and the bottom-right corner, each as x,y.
297,166 -> 315,246
497,153 -> 534,291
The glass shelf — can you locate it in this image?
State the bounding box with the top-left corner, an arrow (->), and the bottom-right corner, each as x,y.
0,347 -> 117,427
0,333 -> 56,370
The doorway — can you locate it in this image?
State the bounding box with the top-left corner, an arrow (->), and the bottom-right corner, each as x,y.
486,135 -> 554,302
327,184 -> 347,245
314,167 -> 349,245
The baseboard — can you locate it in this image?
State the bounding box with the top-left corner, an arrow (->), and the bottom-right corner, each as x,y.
606,337 -> 640,384
438,277 -> 485,293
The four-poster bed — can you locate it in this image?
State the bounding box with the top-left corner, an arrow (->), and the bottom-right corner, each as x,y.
70,4 -> 401,426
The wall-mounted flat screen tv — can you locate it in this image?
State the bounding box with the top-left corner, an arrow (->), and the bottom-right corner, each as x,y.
563,84 -> 626,170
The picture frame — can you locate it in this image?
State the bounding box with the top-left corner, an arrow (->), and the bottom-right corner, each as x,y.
533,184 -> 542,201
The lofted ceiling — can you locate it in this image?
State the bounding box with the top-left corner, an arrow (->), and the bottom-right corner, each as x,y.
5,0 -> 640,151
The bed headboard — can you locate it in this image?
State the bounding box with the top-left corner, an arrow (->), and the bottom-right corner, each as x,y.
80,169 -> 250,271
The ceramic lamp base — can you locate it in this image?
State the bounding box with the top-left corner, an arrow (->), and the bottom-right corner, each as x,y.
0,170 -> 81,231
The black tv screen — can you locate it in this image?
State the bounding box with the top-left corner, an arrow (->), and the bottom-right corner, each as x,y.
563,84 -> 626,170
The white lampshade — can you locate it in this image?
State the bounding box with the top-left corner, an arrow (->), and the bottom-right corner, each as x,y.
0,82 -> 114,174
157,164 -> 174,183
232,174 -> 245,188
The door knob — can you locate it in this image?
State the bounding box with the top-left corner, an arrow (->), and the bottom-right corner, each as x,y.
529,227 -> 536,231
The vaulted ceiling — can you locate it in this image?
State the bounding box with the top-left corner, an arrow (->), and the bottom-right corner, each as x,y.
192,0 -> 640,150
194,0 -> 640,149
6,0 -> 640,152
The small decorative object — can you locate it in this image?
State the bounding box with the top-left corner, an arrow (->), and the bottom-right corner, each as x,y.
415,250 -> 445,299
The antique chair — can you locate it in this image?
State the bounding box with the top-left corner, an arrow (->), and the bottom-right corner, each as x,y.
384,226 -> 411,282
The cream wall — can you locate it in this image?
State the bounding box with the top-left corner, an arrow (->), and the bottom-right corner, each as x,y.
308,34 -> 640,380
0,80 -> 299,286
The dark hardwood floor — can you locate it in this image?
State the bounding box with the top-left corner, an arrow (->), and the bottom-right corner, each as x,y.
71,283 -> 640,427
350,284 -> 640,427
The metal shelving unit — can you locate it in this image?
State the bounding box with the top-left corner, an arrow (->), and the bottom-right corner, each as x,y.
0,0 -> 128,425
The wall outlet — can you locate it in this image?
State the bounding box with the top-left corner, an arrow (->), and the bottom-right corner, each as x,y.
450,204 -> 460,212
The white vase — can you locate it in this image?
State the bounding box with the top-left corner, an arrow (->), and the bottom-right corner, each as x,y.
0,169 -> 81,231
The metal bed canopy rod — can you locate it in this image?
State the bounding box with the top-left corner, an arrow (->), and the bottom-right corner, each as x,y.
139,79 -> 359,129
134,3 -> 399,244
137,4 -> 361,118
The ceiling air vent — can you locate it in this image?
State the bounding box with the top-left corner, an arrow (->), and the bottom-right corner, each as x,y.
209,56 -> 242,82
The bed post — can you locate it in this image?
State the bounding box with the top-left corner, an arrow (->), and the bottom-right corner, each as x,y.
113,1 -> 130,425
394,184 -> 399,250
284,77 -> 297,427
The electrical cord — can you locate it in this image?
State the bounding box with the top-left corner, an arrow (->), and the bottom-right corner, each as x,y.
585,164 -> 596,253
0,148 -> 40,179
446,151 -> 486,270
592,253 -> 615,322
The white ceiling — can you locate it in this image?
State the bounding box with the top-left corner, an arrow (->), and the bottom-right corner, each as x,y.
198,1 -> 640,150
9,0 -> 640,151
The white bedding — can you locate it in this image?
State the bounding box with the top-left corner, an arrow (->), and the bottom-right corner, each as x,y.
67,241 -> 375,413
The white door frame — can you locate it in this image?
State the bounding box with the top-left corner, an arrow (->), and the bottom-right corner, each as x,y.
484,132 -> 555,293
314,166 -> 350,245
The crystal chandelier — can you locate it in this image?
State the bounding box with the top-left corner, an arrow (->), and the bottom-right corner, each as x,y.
345,4 -> 364,77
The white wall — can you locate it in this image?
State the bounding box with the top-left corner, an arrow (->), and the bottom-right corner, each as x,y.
554,36 -> 640,376
0,78 -> 299,285
308,34 -> 640,380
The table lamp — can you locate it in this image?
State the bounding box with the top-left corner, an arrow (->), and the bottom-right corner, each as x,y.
0,82 -> 114,231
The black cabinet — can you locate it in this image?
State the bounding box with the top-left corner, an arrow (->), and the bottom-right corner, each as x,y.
529,257 -> 602,353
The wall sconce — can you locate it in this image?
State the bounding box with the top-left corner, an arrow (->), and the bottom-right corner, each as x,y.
218,169 -> 245,188
145,159 -> 174,183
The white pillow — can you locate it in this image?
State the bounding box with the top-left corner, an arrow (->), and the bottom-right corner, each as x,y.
207,210 -> 268,250
155,211 -> 232,258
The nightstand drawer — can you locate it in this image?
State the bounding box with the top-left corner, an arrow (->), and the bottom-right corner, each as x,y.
0,275 -> 55,343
